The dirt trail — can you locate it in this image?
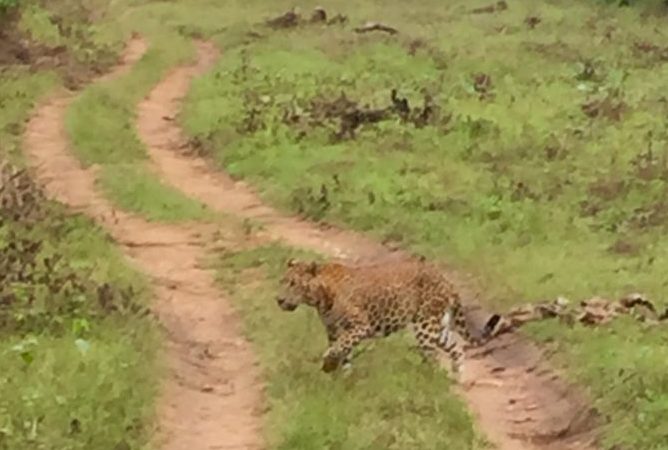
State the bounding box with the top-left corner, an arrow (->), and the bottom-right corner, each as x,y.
137,41 -> 600,450
137,41 -> 390,264
23,37 -> 264,450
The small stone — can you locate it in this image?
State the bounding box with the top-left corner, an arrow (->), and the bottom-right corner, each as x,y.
556,296 -> 570,306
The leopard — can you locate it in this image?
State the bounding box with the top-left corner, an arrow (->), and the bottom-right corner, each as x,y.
276,257 -> 500,379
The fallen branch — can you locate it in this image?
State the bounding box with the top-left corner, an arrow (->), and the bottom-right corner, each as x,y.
278,89 -> 440,141
471,1 -> 508,14
265,8 -> 300,29
487,293 -> 668,338
353,21 -> 399,35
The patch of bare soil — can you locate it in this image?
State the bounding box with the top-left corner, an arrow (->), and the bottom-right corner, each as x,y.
137,41 -> 600,450
23,37 -> 264,450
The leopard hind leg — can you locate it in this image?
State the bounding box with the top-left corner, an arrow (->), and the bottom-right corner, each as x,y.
412,316 -> 463,381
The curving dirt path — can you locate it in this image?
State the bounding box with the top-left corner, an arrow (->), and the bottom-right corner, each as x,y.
23,37 -> 264,450
137,41 -> 601,450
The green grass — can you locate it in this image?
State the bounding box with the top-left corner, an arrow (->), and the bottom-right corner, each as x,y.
0,219 -> 159,450
1,2 -> 161,449
0,75 -> 159,450
213,243 -> 487,450
18,3 -> 65,46
0,74 -> 58,162
14,0 -> 126,86
0,181 -> 159,450
181,1 -> 668,448
1,319 -> 159,450
98,163 -> 214,222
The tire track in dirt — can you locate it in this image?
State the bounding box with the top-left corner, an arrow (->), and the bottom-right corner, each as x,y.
137,40 -> 601,450
137,41 -> 390,264
23,37 -> 264,450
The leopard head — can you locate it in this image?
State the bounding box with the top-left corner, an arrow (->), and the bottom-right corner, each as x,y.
276,258 -> 323,312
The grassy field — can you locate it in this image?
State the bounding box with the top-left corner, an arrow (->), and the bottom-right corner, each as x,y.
6,0 -> 668,449
212,243 -> 487,450
4,1 -> 489,448
57,2 -> 492,441
0,2 -> 158,449
181,1 -> 668,448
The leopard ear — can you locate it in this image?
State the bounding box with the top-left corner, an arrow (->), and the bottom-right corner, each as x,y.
306,261 -> 318,275
286,258 -> 298,267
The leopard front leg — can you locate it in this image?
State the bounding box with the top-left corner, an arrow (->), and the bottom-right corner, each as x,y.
324,325 -> 352,371
322,325 -> 369,373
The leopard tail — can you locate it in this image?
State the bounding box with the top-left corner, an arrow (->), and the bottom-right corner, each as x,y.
451,302 -> 501,347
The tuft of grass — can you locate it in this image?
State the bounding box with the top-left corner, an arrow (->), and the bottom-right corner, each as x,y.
182,0 -> 668,447
213,243 -> 488,450
0,74 -> 58,163
18,3 -> 63,46
98,164 -> 214,222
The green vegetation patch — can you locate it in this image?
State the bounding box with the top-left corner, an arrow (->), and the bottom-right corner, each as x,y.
0,161 -> 158,450
1,3 -> 159,447
0,74 -> 57,162
183,1 -> 668,448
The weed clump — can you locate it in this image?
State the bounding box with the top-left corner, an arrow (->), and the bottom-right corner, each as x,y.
264,6 -> 348,30
0,160 -> 147,336
239,87 -> 442,142
0,0 -> 117,87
